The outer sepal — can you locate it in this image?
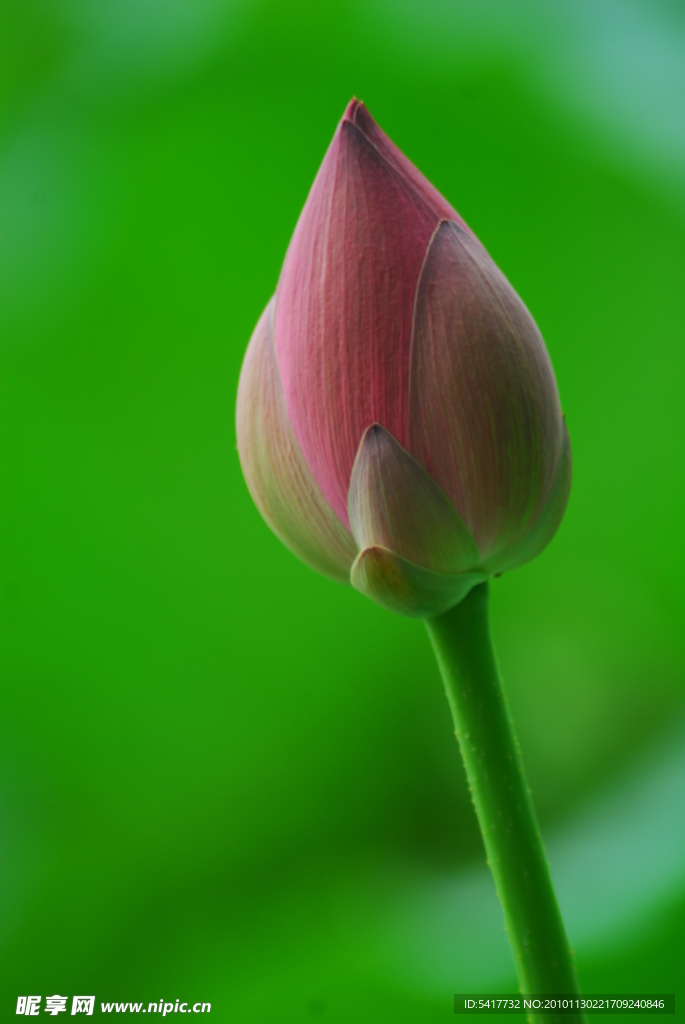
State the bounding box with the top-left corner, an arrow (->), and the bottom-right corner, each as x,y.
348,424 -> 479,574
351,545 -> 486,618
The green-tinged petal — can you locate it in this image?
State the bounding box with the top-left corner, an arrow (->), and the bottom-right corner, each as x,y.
351,545 -> 487,618
347,424 -> 479,574
236,296 -> 357,583
479,421 -> 572,577
408,220 -> 563,560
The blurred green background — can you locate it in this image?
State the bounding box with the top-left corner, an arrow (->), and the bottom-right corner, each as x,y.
2,0 -> 685,1019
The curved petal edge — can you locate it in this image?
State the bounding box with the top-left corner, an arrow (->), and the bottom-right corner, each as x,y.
236,297 -> 357,584
479,420 -> 572,577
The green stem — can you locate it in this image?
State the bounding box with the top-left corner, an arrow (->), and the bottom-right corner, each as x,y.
425,582 -> 585,1024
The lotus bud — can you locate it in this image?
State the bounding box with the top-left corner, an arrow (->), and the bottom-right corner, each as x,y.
236,100 -> 571,618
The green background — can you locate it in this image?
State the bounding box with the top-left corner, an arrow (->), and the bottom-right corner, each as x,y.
2,0 -> 685,1019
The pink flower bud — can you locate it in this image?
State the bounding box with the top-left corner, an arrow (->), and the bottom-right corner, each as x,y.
236,100 -> 571,617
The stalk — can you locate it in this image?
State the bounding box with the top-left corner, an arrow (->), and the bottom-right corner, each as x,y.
425,582 -> 585,1024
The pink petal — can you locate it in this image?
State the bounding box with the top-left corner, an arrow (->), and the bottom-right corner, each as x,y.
344,100 -> 467,231
408,221 -> 563,559
347,424 -> 479,573
274,101 -> 465,526
236,297 -> 357,583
